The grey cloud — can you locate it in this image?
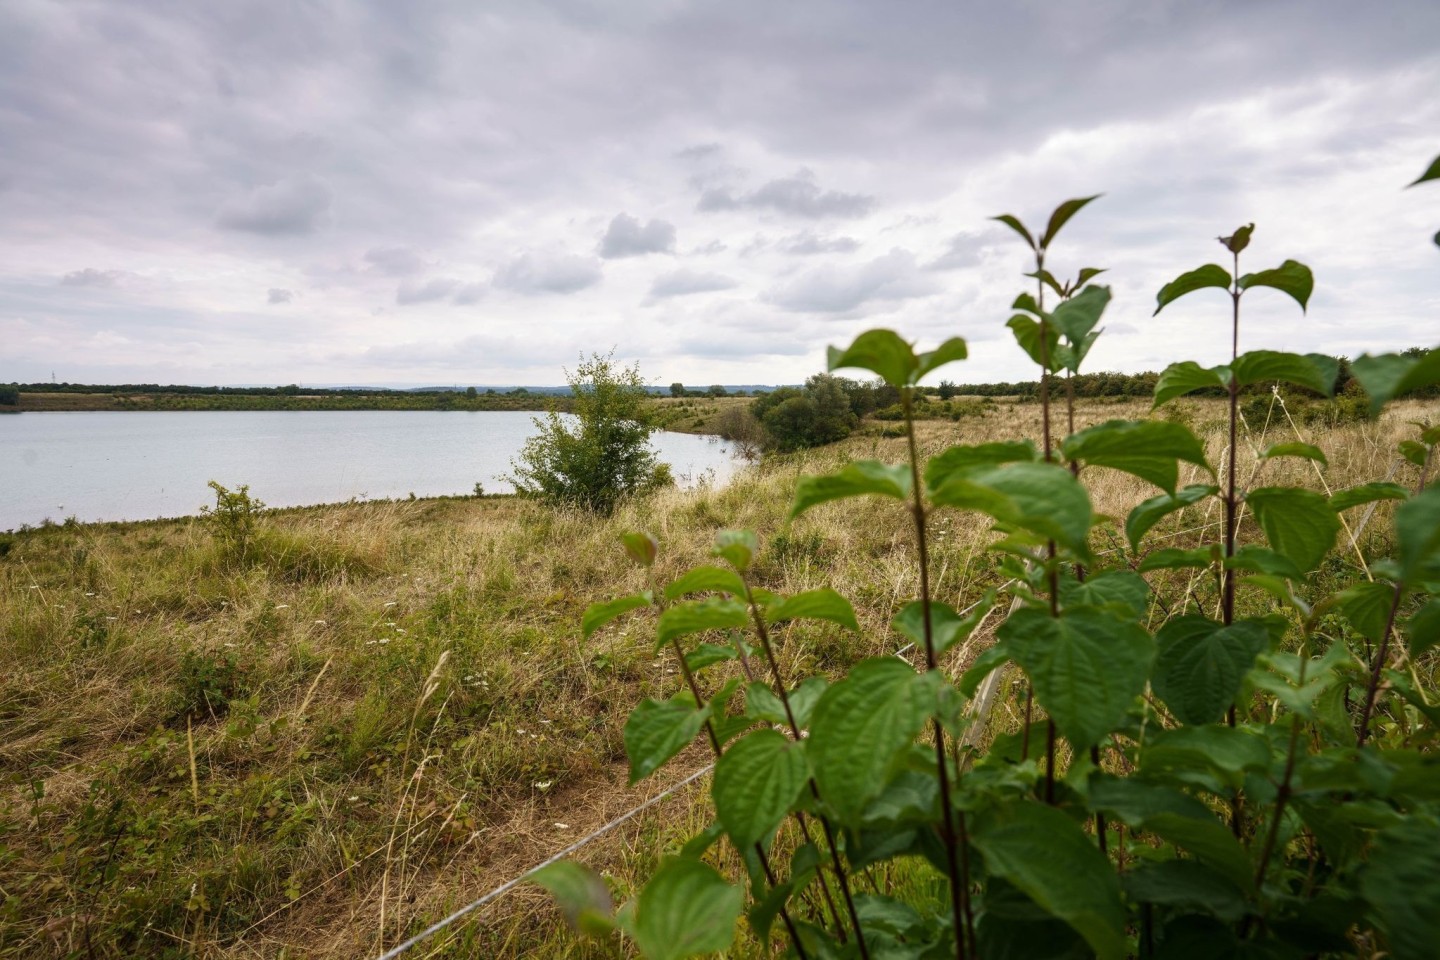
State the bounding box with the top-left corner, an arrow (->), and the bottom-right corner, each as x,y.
451,282 -> 487,306
267,288 -> 293,304
676,143 -> 723,160
217,176 -> 332,236
648,270 -> 739,299
396,277 -> 459,305
690,239 -> 728,255
598,213 -> 677,258
924,233 -> 987,271
764,249 -> 938,314
781,232 -> 861,255
364,246 -> 426,276
699,171 -> 875,219
494,253 -> 603,295
60,268 -> 121,288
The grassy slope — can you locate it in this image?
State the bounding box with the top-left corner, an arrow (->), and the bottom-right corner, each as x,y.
0,397 -> 1430,958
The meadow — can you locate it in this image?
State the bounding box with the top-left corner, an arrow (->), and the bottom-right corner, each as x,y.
1,392 -> 1431,959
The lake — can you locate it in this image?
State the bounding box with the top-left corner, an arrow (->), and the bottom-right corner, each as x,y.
0,411 -> 743,531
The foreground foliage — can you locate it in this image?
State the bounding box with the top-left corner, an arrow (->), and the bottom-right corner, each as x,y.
556,162 -> 1440,959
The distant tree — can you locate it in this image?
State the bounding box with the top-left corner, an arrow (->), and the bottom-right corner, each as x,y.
509,353 -> 670,513
707,384 -> 727,398
670,382 -> 686,398
750,373 -> 858,451
511,387 -> 530,396
937,379 -> 957,400
0,383 -> 17,406
465,386 -> 478,399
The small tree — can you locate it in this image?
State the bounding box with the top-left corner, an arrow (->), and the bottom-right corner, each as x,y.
201,481 -> 264,561
0,383 -> 18,406
706,384 -> 727,398
509,354 -> 670,513
669,382 -> 686,398
937,378 -> 957,399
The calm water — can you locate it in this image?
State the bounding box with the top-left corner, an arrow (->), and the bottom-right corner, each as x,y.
0,411 -> 743,531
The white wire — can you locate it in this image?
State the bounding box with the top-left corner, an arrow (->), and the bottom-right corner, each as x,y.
373,763 -> 715,960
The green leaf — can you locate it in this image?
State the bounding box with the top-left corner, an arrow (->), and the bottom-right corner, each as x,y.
786,676 -> 829,729
1360,818 -> 1440,960
1126,484 -> 1218,551
713,730 -> 810,850
925,441 -> 1038,491
664,566 -> 747,601
1152,615 -> 1269,725
1237,259 -> 1314,312
1039,195 -> 1102,249
621,531 -> 659,567
827,329 -> 917,388
1220,223 -> 1254,254
1338,581 -> 1400,645
1121,860 -> 1248,923
971,802 -> 1127,960
530,861 -> 615,938
1060,570 -> 1149,619
632,857 -> 744,960
1006,314 -> 1061,371
743,681 -> 788,725
1230,350 -> 1337,396
1062,419 -> 1211,493
999,606 -> 1154,750
1140,725 -> 1271,794
1244,487 -> 1341,573
1330,482 -> 1410,512
1399,440 -> 1428,467
1351,349 -> 1440,415
766,588 -> 859,631
684,642 -> 737,672
929,461 -> 1094,557
915,337 -> 969,380
991,213 -> 1037,250
712,530 -> 758,572
1223,545 -> 1304,581
808,658 -> 936,824
1076,267 -> 1107,288
624,694 -> 710,784
893,595 -> 996,657
583,593 -> 652,639
1138,547 -> 1215,573
1409,154 -> 1440,186
1260,441 -> 1328,467
656,598 -> 750,648
790,460 -> 912,518
1154,264 -> 1231,316
1050,284 -> 1112,345
1025,268 -> 1065,298
1397,485 -> 1440,584
1144,812 -> 1255,895
1087,775 -> 1215,827
1153,361 -> 1227,407
1405,599 -> 1440,656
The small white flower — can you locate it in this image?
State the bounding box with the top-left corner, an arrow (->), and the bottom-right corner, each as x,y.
533,780 -> 553,790
378,638 -> 390,645
384,601 -> 398,608
553,822 -> 569,829
348,795 -> 359,802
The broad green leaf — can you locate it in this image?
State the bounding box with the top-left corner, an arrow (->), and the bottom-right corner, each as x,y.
786,676 -> 829,729
915,337 -> 969,380
1221,223 -> 1255,254
684,642 -> 737,672
1360,818 -> 1440,960
1244,487 -> 1341,573
790,460 -> 912,518
1250,644 -> 1350,719
712,529 -> 758,572
531,861 -> 615,938
624,694 -> 709,783
972,802 -> 1127,960
999,606 -> 1154,750
743,682 -> 788,725
1399,440 -> 1428,467
621,531 -> 658,567
1152,615 -> 1269,725
1144,812 -> 1255,894
1410,154 -> 1440,186
893,594 -> 997,657
1025,268 -> 1065,298
713,730 -> 810,849
1062,419 -> 1211,493
1154,264 -> 1231,316
1076,266 -> 1107,288
1050,284 -> 1111,344
959,642 -> 1012,697
992,213 -> 1037,250
1040,195 -> 1102,249
808,657 -> 936,824
1397,485 -> 1440,583
1405,599 -> 1440,656
1330,482 -> 1410,512
1006,313 -> 1061,371
1351,349 -> 1440,415
1126,484 -> 1218,551
765,588 -> 859,630
1260,441 -> 1328,467
1153,361 -> 1227,407
656,598 -> 750,648
925,441 -> 1038,491
583,593 -> 652,639
1140,725 -> 1271,794
827,329 -> 917,388
929,461 -> 1094,557
1138,547 -> 1215,572
1338,581 -> 1400,645
1237,259 -> 1314,312
1121,860 -> 1248,923
632,857 -> 744,960
1060,570 -> 1149,619
1223,545 -> 1304,581
1087,775 -> 1215,827
664,566 -> 746,601
1231,350 -> 1337,396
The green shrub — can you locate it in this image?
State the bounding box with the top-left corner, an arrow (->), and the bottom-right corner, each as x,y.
752,374 -> 859,450
200,481 -> 264,561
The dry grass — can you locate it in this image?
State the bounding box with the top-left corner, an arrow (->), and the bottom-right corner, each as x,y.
0,395 -> 1434,958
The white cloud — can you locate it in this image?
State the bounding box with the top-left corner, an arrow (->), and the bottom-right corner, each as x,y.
598,213 -> 677,258
216,175 -> 332,236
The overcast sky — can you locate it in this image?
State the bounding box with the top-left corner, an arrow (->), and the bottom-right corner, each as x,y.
2,1 -> 1437,387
